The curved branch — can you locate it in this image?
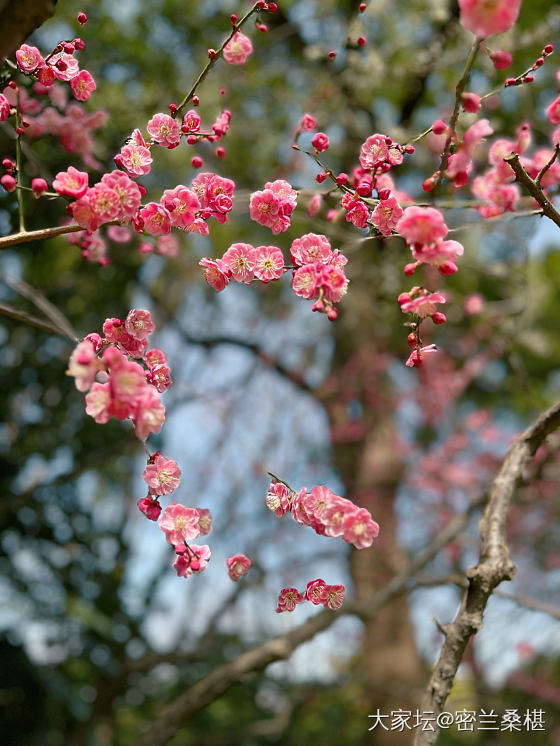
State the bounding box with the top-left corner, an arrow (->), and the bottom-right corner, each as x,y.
0,222 -> 87,250
415,400 -> 560,746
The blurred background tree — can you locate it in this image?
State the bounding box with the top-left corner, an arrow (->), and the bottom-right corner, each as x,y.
1,1 -> 560,745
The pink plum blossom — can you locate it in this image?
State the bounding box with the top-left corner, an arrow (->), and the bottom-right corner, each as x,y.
116,143 -> 153,177
300,113 -> 317,131
174,545 -> 211,578
458,0 -> 521,38
101,170 -> 142,219
305,578 -> 327,604
223,31 -> 253,65
276,587 -> 304,613
0,94 -> 10,122
266,482 -> 292,516
546,96 -> 560,125
15,45 -> 44,72
70,70 -> 96,101
371,196 -> 403,236
199,258 -> 230,291
125,309 -> 154,340
161,185 -> 201,229
147,113 -> 181,148
85,382 -> 112,424
138,202 -> 172,235
50,52 -> 79,81
397,206 -> 448,245
253,245 -> 285,282
53,166 -> 89,198
342,508 -> 380,549
133,388 -> 166,440
290,233 -> 331,266
221,243 -> 256,282
322,584 -> 346,610
226,553 -> 252,581
359,133 -> 390,170
143,454 -> 181,495
159,503 -> 201,545
137,496 -> 162,521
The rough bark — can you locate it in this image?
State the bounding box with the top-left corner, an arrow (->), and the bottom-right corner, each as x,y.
0,0 -> 57,61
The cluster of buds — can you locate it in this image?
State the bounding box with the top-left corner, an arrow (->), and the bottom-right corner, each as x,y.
505,43 -> 554,88
276,579 -> 346,613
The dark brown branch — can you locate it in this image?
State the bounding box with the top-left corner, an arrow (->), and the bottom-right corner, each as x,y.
0,0 -> 57,61
135,498 -> 482,746
414,400 -> 560,746
504,151 -> 560,229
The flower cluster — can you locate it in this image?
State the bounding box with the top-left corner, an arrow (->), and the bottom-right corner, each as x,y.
276,579 -> 345,613
66,309 -> 169,440
396,206 -> 464,277
198,232 -> 349,319
266,481 -> 379,549
249,179 -> 298,234
14,37 -> 96,101
158,503 -> 213,579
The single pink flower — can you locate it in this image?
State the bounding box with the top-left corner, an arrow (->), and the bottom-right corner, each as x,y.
223,31 -> 253,65
15,44 -> 44,72
292,264 -> 320,300
101,170 -> 142,219
312,132 -> 329,152
159,503 -> 201,545
276,587 -> 304,613
0,94 -> 10,122
137,496 -> 162,521
226,553 -> 252,581
143,454 -> 181,495
85,382 -> 112,424
321,584 -> 346,610
300,113 -> 317,131
199,258 -> 230,291
290,233 -> 331,266
125,309 -> 155,340
458,0 -> 521,38
133,388 -> 166,440
117,143 -> 153,177
253,245 -> 285,282
221,243 -> 256,283
305,578 -> 327,605
50,52 -> 79,81
156,234 -> 180,257
342,508 -> 379,549
147,113 -> 181,148
139,202 -> 172,235
371,196 -> 403,236
359,134 -> 390,170
161,185 -> 201,229
70,70 -> 96,101
266,482 -> 292,516
53,166 -> 89,199
397,206 -> 448,245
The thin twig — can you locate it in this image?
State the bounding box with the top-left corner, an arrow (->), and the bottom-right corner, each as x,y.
504,152 -> 560,229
